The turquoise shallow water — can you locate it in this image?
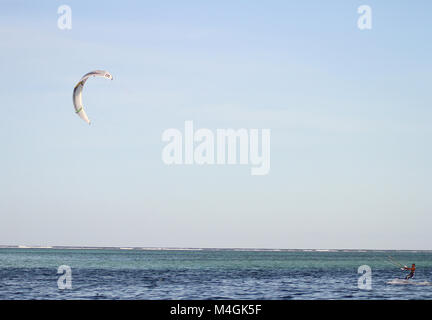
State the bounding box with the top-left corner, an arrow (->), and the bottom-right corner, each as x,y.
0,248 -> 431,299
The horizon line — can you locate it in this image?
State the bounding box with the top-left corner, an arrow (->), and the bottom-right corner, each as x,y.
0,245 -> 430,252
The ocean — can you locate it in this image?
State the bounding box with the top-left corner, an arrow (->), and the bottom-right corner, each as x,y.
0,248 -> 431,300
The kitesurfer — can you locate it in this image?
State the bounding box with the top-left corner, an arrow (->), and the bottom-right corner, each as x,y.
402,263 -> 415,280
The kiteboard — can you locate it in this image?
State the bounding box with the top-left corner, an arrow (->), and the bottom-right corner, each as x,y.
387,279 -> 432,286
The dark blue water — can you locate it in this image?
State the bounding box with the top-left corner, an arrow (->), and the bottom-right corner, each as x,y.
0,248 -> 431,299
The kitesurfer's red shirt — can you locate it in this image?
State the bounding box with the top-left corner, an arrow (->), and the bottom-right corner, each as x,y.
405,266 -> 415,272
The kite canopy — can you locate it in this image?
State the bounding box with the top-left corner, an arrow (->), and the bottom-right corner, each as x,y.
73,70 -> 113,124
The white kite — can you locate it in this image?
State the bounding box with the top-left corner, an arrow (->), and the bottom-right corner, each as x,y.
73,70 -> 113,124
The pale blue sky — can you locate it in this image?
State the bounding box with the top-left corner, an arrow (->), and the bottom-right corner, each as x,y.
1,1 -> 431,249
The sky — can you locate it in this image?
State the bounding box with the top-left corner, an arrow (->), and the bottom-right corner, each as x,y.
0,0 -> 431,250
